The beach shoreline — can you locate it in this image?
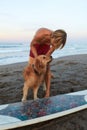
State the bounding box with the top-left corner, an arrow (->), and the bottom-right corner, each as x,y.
0,54 -> 87,104
0,54 -> 87,130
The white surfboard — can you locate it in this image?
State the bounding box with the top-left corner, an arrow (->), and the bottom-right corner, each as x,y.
0,90 -> 87,130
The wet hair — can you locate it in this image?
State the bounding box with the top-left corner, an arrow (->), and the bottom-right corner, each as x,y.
51,29 -> 67,49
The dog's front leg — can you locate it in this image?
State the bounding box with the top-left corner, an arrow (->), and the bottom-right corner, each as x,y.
43,81 -> 46,91
22,83 -> 29,102
33,86 -> 39,100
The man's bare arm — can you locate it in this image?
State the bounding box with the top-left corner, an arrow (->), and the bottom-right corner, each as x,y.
30,40 -> 38,58
46,46 -> 55,56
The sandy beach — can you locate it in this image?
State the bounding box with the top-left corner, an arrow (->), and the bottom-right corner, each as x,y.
0,54 -> 87,130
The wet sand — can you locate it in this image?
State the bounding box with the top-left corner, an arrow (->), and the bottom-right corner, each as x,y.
0,54 -> 87,130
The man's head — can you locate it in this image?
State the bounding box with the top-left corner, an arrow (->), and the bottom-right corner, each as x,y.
51,29 -> 67,49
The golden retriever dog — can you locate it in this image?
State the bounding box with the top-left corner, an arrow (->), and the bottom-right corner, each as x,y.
22,55 -> 52,101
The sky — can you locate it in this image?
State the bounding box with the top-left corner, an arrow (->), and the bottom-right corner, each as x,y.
0,0 -> 87,43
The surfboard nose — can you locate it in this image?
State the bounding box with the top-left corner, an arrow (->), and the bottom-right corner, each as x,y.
84,95 -> 87,102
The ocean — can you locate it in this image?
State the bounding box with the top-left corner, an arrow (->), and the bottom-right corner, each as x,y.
0,41 -> 87,66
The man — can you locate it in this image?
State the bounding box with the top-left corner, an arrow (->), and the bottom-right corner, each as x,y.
29,28 -> 67,97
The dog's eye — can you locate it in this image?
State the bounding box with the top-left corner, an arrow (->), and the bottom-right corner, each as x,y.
43,56 -> 46,59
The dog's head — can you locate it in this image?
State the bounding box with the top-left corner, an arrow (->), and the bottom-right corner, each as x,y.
34,55 -> 52,75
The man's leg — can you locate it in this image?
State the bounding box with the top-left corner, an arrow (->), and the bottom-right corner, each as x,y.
45,65 -> 51,97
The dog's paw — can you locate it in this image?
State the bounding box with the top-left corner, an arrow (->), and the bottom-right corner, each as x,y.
21,98 -> 27,102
